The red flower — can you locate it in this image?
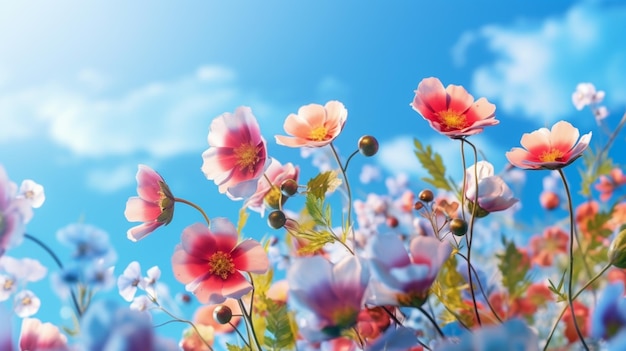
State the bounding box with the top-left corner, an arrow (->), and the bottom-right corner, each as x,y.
172,219 -> 269,304
595,168 -> 626,202
124,165 -> 174,241
411,77 -> 497,138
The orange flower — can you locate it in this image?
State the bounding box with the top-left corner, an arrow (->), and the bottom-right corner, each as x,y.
193,298 -> 242,334
529,226 -> 569,266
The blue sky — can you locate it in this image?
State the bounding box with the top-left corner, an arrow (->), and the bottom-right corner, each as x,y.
1,0 -> 626,346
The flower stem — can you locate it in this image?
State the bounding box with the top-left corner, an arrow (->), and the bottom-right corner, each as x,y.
456,252 -> 503,323
238,298 -> 263,351
330,143 -> 355,246
417,305 -> 445,338
24,233 -> 83,317
543,263 -> 611,350
175,197 -> 211,226
557,169 -> 589,351
459,138 -> 481,326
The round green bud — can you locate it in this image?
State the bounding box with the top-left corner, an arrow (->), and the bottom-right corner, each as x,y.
609,229 -> 626,268
449,218 -> 468,236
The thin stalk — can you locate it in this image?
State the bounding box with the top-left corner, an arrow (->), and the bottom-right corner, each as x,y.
150,296 -> 214,351
24,233 -> 83,317
456,252 -> 503,323
238,299 -> 263,351
175,197 -> 211,226
543,263 -> 611,350
417,305 -> 445,338
558,169 -> 589,351
342,149 -> 360,173
459,138 -> 481,326
330,143 -> 355,245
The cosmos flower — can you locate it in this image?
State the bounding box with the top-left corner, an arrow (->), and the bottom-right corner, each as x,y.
244,158 -> 299,216
411,77 -> 497,138
171,219 -> 269,304
275,101 -> 348,148
124,165 -> 175,242
17,180 -> 45,209
572,83 -> 605,110
366,234 -> 451,307
595,168 -> 626,202
201,107 -> 268,200
465,161 -> 518,214
18,318 -> 69,351
505,120 -> 591,170
287,255 -> 369,341
529,226 -> 569,267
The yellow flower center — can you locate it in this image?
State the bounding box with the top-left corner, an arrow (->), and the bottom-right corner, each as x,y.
539,148 -> 564,163
21,296 -> 31,306
309,126 -> 328,141
234,142 -> 260,174
263,186 -> 282,209
208,251 -> 236,280
437,110 -> 467,129
3,278 -> 13,291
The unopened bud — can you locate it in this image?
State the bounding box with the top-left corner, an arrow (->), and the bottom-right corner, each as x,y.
609,229 -> 626,268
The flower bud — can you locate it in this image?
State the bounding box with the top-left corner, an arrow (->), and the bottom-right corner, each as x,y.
467,201 -> 490,218
280,179 -> 299,197
358,135 -> 379,157
609,229 -> 626,268
449,218 -> 468,236
540,191 -> 560,210
418,189 -> 434,203
213,305 -> 233,325
268,210 -> 287,229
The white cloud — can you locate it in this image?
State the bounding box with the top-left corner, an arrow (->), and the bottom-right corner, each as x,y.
0,64 -> 278,158
454,2 -> 626,122
86,164 -> 137,193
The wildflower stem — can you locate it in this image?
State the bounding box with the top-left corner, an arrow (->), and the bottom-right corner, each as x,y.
459,138 -> 481,326
175,197 -> 211,226
543,263 -> 611,350
456,252 -> 503,323
238,298 -> 263,351
24,233 -> 83,317
382,306 -> 404,326
342,149 -> 360,173
230,321 -> 252,349
417,305 -> 445,338
330,143 -> 355,247
558,169 -> 589,351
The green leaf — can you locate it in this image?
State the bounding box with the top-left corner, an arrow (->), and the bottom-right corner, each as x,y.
414,138 -> 453,192
226,344 -> 251,351
579,147 -> 614,196
547,270 -> 568,302
237,207 -> 250,236
262,296 -> 296,350
496,237 -> 531,299
307,170 -> 342,200
305,194 -> 330,227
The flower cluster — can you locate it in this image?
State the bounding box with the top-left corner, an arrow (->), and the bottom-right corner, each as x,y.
2,75 -> 626,351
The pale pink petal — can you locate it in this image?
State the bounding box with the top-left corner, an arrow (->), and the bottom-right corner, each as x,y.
209,218 -> 238,252
563,131 -> 592,161
282,114 -> 315,139
181,224 -> 218,259
367,234 -> 411,268
330,256 -> 368,309
323,101 -> 348,130
550,121 -> 580,152
124,198 -> 161,222
296,104 -> 327,130
445,84 -> 474,113
506,148 -> 538,170
409,236 -> 451,268
135,165 -> 163,202
231,240 -> 269,274
219,272 -> 253,300
127,221 -> 162,242
172,246 -> 208,285
464,98 -> 496,123
414,77 -> 447,113
520,128 -> 550,154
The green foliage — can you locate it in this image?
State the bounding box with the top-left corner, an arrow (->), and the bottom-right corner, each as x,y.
431,254 -> 470,325
237,207 -> 250,236
496,238 -> 531,299
262,296 -> 297,350
413,138 -> 454,192
547,270 -> 568,302
226,344 -> 251,351
305,194 -> 332,228
579,147 -> 614,196
307,170 -> 342,200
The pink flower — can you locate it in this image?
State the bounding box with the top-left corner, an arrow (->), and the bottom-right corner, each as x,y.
505,120 -> 592,170
124,165 -> 175,242
411,77 -> 497,138
244,158 -> 299,216
0,166 -> 32,257
572,83 -> 605,110
529,226 -> 569,267
201,107 -> 268,200
171,219 -> 269,304
18,318 -> 69,351
465,161 -> 518,214
275,101 -> 348,148
287,255 -> 369,341
595,168 -> 626,202
366,234 -> 452,307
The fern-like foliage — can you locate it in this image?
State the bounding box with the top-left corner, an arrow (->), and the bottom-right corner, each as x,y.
307,170 -> 342,200
414,138 -> 454,192
497,238 -> 531,299
261,296 -> 297,351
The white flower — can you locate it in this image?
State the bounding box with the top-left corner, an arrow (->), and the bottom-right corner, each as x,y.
13,290 -> 40,317
18,180 -> 45,208
572,82 -> 605,110
118,261 -> 143,302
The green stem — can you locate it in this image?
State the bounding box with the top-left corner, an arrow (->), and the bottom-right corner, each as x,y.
457,252 -> 503,323
558,169 -> 589,351
330,143 -> 355,247
342,149 -> 360,173
459,138 -> 481,326
24,233 -> 83,317
175,198 -> 211,226
238,299 -> 263,351
543,263 -> 611,350
417,305 -> 445,338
